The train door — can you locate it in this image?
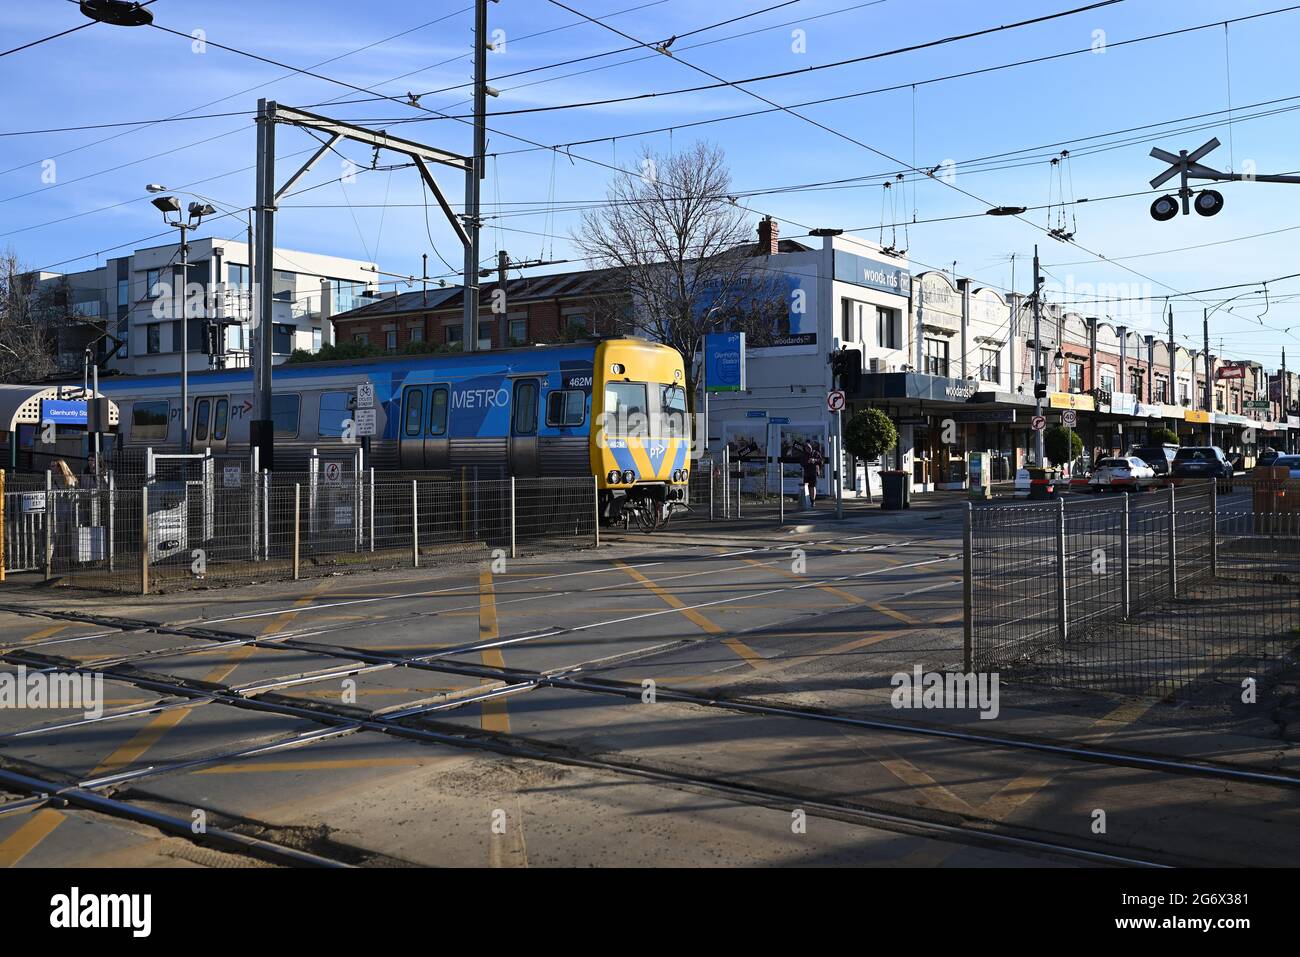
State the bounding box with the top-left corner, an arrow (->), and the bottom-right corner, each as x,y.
508,377 -> 540,477
424,384 -> 450,469
399,385 -> 426,469
191,396 -> 230,453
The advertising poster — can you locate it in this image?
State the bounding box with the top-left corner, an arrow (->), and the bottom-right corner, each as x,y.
722,421 -> 769,493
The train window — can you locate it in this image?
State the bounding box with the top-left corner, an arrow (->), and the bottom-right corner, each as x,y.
132,400 -> 170,440
428,387 -> 448,436
193,399 -> 210,442
318,391 -> 354,437
213,399 -> 228,441
512,380 -> 538,436
603,383 -> 648,436
404,388 -> 424,436
546,390 -> 585,427
659,385 -> 687,437
272,394 -> 300,437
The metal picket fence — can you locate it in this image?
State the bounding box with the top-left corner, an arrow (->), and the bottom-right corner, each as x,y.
5,469 -> 599,595
965,478 -> 1300,698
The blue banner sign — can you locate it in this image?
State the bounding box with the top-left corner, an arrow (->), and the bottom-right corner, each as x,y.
705,332 -> 746,393
745,410 -> 767,418
40,399 -> 87,425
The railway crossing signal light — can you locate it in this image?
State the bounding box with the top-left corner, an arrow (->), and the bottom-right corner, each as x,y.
1148,137 -> 1300,221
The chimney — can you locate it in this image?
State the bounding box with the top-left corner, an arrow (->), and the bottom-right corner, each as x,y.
756,216 -> 778,256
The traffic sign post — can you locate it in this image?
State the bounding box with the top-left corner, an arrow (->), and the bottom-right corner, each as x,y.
827,390 -> 846,518
1031,415 -> 1047,432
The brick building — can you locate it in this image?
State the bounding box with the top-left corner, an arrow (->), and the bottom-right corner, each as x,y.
328,269 -> 621,351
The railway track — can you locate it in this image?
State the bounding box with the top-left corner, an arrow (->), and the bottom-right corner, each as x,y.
2,588 -> 1295,867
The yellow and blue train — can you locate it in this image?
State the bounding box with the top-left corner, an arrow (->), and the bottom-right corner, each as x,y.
94,337 -> 691,524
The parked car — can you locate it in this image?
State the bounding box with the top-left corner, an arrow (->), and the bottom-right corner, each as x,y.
1127,444 -> 1177,476
1272,454 -> 1300,479
1090,456 -> 1157,492
1171,446 -> 1233,480
1257,448 -> 1281,468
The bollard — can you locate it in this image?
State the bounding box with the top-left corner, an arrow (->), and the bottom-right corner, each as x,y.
1055,497 -> 1068,645
708,461 -> 715,521
779,481 -> 785,526
737,476 -> 742,519
369,467 -> 375,553
293,483 -> 301,580
0,468 -> 5,583
962,502 -> 973,673
1121,493 -> 1131,620
140,486 -> 149,596
510,476 -> 517,559
44,470 -> 53,582
593,475 -> 600,548
412,480 -> 420,568
1167,483 -> 1177,599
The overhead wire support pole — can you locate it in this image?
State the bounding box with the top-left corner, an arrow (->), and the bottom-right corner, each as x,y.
250,99 -> 470,468
464,0 -> 490,352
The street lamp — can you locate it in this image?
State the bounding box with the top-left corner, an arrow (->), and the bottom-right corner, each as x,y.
147,185 -> 255,371
151,193 -> 214,453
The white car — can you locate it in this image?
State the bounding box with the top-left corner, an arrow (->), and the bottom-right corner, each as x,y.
1089,456 -> 1157,492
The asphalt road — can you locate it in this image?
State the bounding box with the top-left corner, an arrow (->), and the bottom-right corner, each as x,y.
0,497 -> 1296,868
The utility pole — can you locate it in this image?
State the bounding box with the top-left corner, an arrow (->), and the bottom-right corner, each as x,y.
1203,309 -> 1213,444
252,98 -> 277,470
1032,245 -> 1044,466
1166,301 -> 1175,407
462,0 -> 489,352
178,220 -> 190,453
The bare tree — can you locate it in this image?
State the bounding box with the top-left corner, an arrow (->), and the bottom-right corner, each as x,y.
574,142 -> 791,405
0,249 -> 58,383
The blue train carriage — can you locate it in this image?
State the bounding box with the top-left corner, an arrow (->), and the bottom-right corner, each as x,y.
97,362 -> 390,471
94,337 -> 692,525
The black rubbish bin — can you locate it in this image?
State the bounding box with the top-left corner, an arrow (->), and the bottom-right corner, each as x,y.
881,470 -> 910,510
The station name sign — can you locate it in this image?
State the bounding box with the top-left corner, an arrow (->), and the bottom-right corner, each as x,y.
39,399 -> 87,425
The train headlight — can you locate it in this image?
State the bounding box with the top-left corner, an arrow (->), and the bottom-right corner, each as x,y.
621,469 -> 636,484
679,469 -> 688,484
606,469 -> 621,484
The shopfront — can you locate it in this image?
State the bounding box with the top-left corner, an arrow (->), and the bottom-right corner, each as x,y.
857,371 -> 982,491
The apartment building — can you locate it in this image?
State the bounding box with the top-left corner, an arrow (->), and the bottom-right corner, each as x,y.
42,239 -> 378,376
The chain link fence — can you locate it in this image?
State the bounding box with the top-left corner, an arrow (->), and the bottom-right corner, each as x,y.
966,478 -> 1300,699
3,467 -> 598,594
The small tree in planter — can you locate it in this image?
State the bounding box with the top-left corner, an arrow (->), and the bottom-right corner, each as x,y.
844,408 -> 898,500
1044,425 -> 1083,470
1152,426 -> 1180,446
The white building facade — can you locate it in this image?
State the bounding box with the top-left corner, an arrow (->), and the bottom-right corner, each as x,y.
51,240 -> 378,376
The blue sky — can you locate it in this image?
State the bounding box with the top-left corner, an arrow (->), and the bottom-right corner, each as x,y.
4,0 -> 1300,369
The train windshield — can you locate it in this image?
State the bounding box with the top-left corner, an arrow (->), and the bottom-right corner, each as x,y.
660,384 -> 688,437
603,382 -> 649,436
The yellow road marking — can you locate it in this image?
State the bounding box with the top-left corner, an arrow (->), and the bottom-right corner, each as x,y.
877,754 -> 975,815
612,560 -> 764,668
0,809 -> 65,868
81,579 -> 340,805
737,556 -> 865,605
479,570 -> 510,733
866,601 -> 919,626
8,624 -> 70,646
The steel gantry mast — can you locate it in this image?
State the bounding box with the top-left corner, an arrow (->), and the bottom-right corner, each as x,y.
251,103 -> 472,468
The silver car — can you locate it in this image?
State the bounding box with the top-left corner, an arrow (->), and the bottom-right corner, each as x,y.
1089,456 -> 1157,492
